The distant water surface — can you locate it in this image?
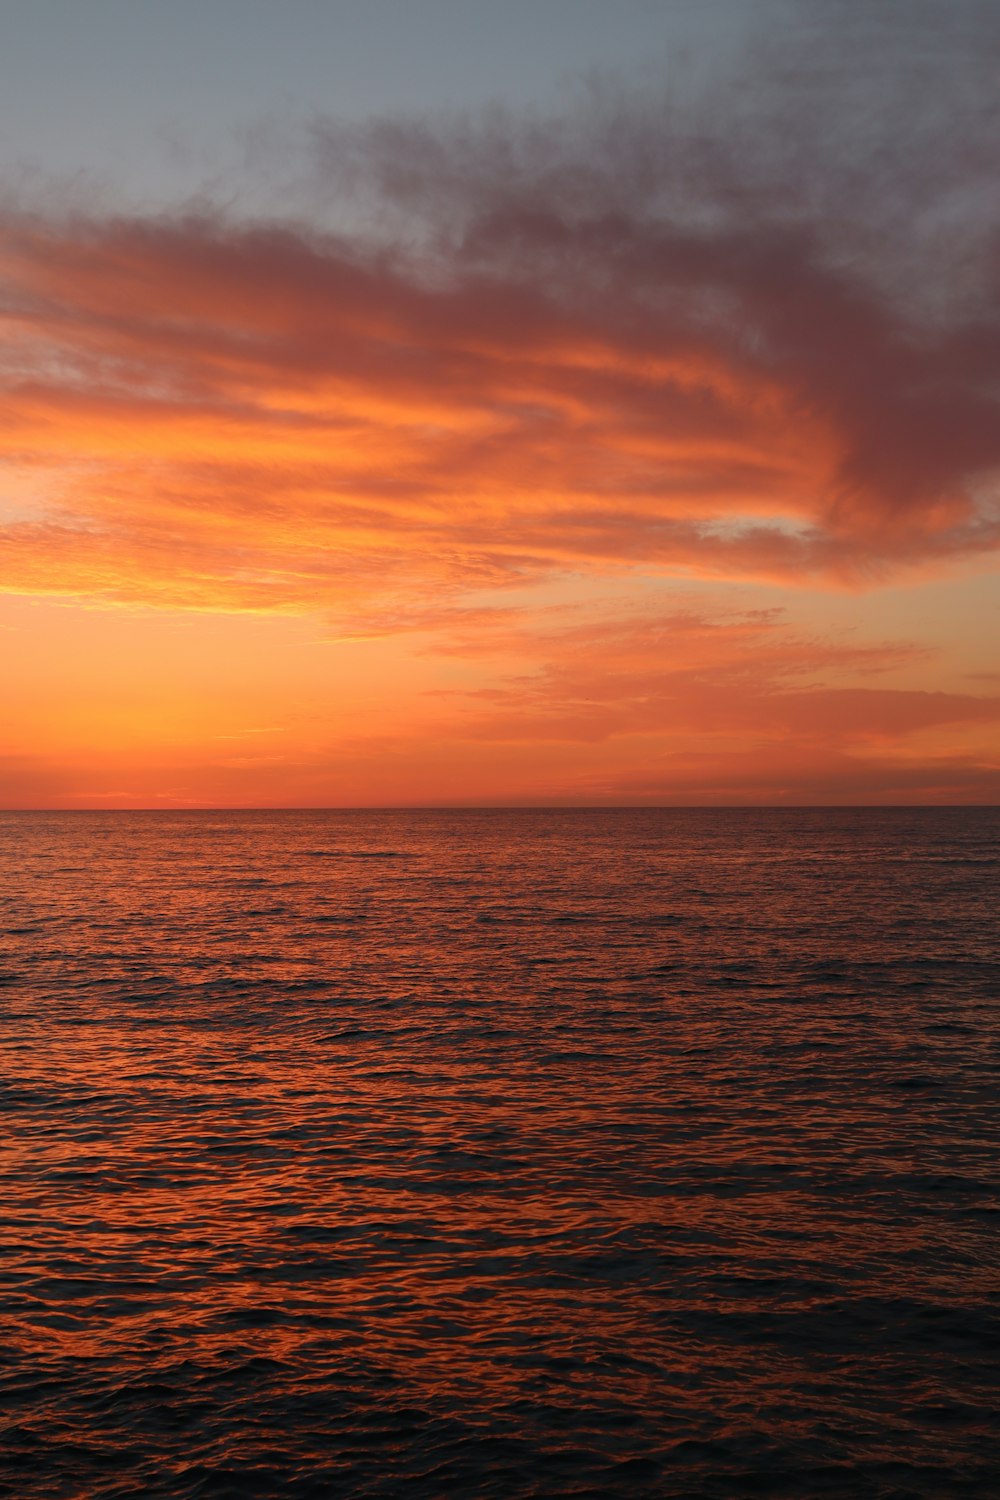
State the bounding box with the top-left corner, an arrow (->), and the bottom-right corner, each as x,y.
1,808 -> 998,1498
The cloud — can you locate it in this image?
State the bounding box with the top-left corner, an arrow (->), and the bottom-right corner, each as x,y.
1,3 -> 998,620
1,590 -> 995,809
422,605 -> 999,748
376,602 -> 999,805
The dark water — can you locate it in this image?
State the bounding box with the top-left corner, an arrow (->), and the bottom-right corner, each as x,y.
1,808 -> 998,1499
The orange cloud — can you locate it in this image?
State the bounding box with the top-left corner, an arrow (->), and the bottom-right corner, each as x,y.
1,167 -> 998,618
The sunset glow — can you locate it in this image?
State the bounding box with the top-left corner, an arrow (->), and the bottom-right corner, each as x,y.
2,4 -> 997,807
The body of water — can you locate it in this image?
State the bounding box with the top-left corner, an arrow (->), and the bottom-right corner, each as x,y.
1,807 -> 998,1497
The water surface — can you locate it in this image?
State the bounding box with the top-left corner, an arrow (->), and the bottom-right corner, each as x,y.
1,808 -> 998,1497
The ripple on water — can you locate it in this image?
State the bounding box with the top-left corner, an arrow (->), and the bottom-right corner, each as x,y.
0,807 -> 998,1497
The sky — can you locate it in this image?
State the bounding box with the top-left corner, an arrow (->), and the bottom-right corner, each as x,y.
1,0 -> 998,807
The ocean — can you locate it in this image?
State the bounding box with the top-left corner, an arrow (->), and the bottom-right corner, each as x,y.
1,807 -> 998,1498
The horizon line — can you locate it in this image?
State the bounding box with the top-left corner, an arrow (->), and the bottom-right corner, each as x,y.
2,803 -> 996,814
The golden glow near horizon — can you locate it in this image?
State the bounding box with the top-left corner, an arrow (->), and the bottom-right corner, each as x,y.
1,11 -> 998,807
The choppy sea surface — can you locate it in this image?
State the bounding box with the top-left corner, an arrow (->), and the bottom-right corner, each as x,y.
1,807 -> 998,1499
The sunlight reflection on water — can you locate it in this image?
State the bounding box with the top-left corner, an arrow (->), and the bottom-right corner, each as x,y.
1,808 -> 998,1497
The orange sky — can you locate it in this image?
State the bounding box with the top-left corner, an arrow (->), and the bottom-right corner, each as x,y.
1,14 -> 998,806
